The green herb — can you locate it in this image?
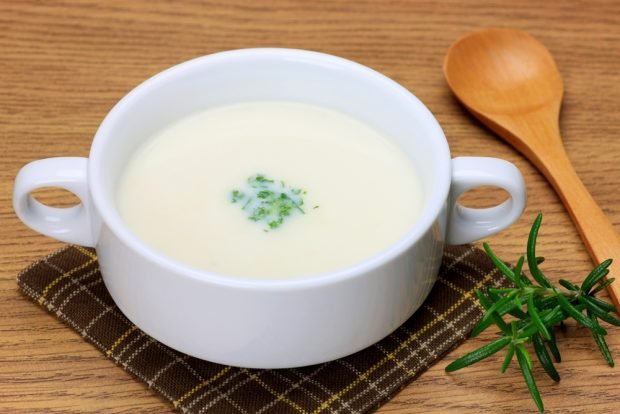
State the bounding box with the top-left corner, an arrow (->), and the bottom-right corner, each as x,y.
231,190 -> 245,204
445,213 -> 617,412
231,174 -> 312,231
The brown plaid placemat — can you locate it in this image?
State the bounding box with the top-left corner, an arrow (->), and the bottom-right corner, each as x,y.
17,244 -> 507,414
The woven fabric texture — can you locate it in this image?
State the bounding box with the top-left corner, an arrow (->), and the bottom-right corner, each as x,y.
17,244 -> 505,414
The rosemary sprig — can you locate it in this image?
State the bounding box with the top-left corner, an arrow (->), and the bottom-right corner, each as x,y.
445,213 -> 618,412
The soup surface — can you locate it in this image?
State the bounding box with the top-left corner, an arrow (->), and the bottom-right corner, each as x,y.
117,101 -> 423,279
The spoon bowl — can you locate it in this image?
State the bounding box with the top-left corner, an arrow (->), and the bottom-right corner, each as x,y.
444,28 -> 620,309
445,29 -> 562,116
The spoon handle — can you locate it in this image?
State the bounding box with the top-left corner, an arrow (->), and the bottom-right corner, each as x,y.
474,109 -> 620,310
537,150 -> 620,310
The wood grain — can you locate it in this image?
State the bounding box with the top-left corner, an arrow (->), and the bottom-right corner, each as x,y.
1,1 -> 619,413
443,27 -> 620,310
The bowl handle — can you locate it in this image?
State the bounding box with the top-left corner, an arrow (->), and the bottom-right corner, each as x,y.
446,156 -> 526,245
13,157 -> 96,247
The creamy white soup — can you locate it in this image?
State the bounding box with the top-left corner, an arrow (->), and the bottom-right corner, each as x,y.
116,101 -> 423,279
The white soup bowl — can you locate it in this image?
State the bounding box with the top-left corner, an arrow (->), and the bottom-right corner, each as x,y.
13,49 -> 526,368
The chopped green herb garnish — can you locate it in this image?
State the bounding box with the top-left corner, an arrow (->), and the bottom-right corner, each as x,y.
231,190 -> 245,203
231,174 -> 310,231
254,174 -> 273,184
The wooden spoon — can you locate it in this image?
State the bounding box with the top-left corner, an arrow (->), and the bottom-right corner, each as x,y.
443,28 -> 620,309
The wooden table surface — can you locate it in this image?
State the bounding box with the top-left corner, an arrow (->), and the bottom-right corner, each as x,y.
2,1 -> 619,412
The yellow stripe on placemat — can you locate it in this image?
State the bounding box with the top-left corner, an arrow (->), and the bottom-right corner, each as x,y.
439,277 -> 486,312
38,247 -> 97,304
173,366 -> 233,408
311,268 -> 497,414
72,245 -> 98,260
240,368 -> 309,414
106,325 -> 138,357
376,348 -> 417,379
